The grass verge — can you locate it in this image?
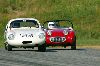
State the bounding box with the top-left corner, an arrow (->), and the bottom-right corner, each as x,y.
77,39 -> 100,46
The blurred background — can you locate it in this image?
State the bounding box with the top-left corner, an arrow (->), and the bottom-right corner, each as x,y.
0,0 -> 100,47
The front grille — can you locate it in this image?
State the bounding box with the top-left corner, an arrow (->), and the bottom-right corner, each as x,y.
50,37 -> 66,42
22,41 -> 32,44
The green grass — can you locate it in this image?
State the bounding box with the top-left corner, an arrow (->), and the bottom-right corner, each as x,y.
0,36 -> 4,47
0,0 -> 100,47
77,39 -> 100,46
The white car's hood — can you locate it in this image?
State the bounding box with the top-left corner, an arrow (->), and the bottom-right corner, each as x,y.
13,29 -> 41,34
10,29 -> 44,38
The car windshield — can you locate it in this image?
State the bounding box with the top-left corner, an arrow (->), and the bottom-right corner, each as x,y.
44,21 -> 72,29
57,21 -> 72,28
10,20 -> 39,28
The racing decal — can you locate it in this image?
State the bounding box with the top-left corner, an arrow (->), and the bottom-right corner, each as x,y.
20,34 -> 33,37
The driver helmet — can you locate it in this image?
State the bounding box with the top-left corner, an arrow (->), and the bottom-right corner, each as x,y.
48,22 -> 56,29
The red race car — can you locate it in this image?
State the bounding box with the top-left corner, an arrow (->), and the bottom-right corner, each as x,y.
43,20 -> 76,50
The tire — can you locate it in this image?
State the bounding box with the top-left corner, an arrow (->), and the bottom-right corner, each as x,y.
5,43 -> 12,51
5,43 -> 7,50
64,45 -> 66,48
71,37 -> 76,50
38,44 -> 46,52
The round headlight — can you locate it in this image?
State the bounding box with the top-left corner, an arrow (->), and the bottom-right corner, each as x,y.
8,34 -> 15,40
63,30 -> 68,35
38,33 -> 45,39
47,30 -> 52,36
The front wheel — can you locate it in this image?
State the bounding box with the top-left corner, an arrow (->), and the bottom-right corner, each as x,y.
71,37 -> 76,50
38,44 -> 46,52
71,44 -> 76,50
5,43 -> 12,51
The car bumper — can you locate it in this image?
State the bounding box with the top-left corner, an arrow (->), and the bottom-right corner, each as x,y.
46,37 -> 74,46
7,38 -> 45,46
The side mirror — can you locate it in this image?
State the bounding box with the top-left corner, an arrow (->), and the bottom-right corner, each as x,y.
41,26 -> 46,31
41,26 -> 44,28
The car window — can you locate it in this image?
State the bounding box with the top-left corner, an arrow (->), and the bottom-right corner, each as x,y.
10,20 -> 39,28
58,21 -> 72,28
44,21 -> 72,29
52,21 -> 72,28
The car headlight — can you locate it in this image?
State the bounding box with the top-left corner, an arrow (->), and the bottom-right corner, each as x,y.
38,33 -> 45,39
47,30 -> 52,36
8,34 -> 15,40
63,30 -> 68,35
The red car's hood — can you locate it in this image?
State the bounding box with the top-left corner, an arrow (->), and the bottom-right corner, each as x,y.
47,28 -> 66,36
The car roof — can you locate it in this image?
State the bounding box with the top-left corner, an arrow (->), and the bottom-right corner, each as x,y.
8,18 -> 40,25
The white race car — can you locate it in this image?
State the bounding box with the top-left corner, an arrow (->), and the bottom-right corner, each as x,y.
4,18 -> 46,51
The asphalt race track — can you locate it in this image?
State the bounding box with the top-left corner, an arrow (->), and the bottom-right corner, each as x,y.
0,47 -> 100,66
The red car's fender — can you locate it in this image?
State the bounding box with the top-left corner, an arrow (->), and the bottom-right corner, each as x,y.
66,30 -> 75,44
